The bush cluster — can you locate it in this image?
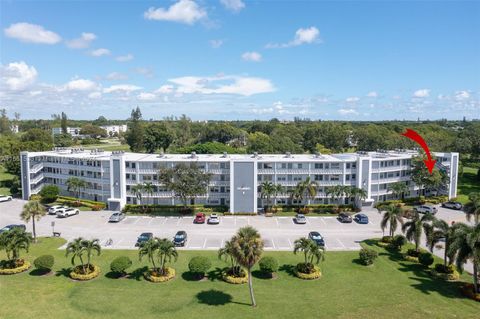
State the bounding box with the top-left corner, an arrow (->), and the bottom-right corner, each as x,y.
259,257 -> 279,274
188,256 -> 212,277
418,252 -> 434,267
391,235 -> 407,250
110,256 -> 132,275
123,204 -> 228,215
359,248 -> 378,266
56,196 -> 106,210
33,255 -> 54,271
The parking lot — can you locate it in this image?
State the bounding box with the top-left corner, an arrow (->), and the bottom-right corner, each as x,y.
0,199 -> 472,255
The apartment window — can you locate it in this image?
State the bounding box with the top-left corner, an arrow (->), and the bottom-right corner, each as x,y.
351,163 -> 357,169
297,163 -> 303,169
346,175 -> 350,181
263,163 -> 273,169
330,175 -> 340,181
346,163 -> 351,169
330,163 -> 340,169
351,174 -> 356,180
314,175 -> 323,181
314,163 -> 323,169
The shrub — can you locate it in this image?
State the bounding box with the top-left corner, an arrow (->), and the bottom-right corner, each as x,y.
392,235 -> 407,250
296,262 -> 316,274
39,185 -> 60,203
188,256 -> 212,277
407,249 -> 421,257
259,256 -> 279,274
434,263 -> 456,274
381,236 -> 393,243
33,255 -> 54,271
359,248 -> 378,266
110,256 -> 132,275
418,252 -> 434,267
432,263 -> 460,280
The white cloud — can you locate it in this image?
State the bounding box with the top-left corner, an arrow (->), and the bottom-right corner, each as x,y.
242,51 -> 262,62
66,32 -> 96,49
0,61 -> 38,90
89,48 -> 111,57
103,84 -> 142,93
338,108 -> 359,115
210,39 -> 223,48
413,89 -> 430,98
155,85 -> 174,94
266,26 -> 320,48
64,78 -> 97,91
144,0 -> 207,25
116,54 -> 134,62
168,74 -> 275,96
367,91 -> 378,98
346,96 -> 360,102
137,92 -> 156,101
4,22 -> 61,44
88,92 -> 102,99
106,72 -> 128,81
220,0 -> 245,12
455,90 -> 470,100
134,67 -> 155,78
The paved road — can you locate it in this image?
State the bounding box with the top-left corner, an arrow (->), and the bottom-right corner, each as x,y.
0,199 -> 474,273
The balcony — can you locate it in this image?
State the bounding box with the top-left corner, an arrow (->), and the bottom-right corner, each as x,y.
30,163 -> 43,174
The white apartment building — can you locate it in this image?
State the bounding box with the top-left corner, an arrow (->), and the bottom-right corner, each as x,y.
99,125 -> 127,136
20,149 -> 459,213
52,127 -> 82,137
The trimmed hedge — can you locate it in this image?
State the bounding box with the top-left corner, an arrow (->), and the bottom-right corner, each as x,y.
110,256 -> 132,275
431,264 -> 460,281
418,252 -> 434,267
123,204 -> 228,215
188,256 -> 212,277
278,204 -> 354,214
359,248 -> 378,266
259,257 -> 279,274
34,255 -> 54,271
144,267 -> 176,283
56,196 -> 106,211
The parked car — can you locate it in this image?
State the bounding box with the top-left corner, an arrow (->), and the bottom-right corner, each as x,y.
308,231 -> 325,247
441,201 -> 463,210
194,213 -> 206,224
0,195 -> 13,202
337,212 -> 353,223
109,212 -> 126,222
0,224 -> 26,234
135,232 -> 153,247
173,231 -> 187,247
48,205 -> 67,215
56,208 -> 80,218
414,204 -> 438,215
354,213 -> 369,224
294,214 -> 307,224
207,214 -> 220,225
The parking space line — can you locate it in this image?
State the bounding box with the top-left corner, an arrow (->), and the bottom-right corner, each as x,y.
336,239 -> 346,249
275,218 -> 279,226
176,218 -> 181,226
287,238 -> 292,248
321,218 -> 326,225
162,218 -> 167,225
272,239 -> 276,249
202,238 -> 207,249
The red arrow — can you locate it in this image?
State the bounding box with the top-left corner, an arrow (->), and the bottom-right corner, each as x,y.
401,128 -> 436,174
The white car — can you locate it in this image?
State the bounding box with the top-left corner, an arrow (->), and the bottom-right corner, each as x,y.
0,195 -> 13,202
48,205 -> 67,215
57,208 -> 80,218
415,204 -> 438,215
207,214 -> 220,224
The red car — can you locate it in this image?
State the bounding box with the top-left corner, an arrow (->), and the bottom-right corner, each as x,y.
194,213 -> 206,224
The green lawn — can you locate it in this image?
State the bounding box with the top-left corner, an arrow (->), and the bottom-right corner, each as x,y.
0,238 -> 478,319
0,165 -> 14,196
457,166 -> 480,204
82,139 -> 130,152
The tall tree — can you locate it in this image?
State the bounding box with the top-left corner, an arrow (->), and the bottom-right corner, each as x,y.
0,109 -> 11,134
125,107 -> 145,152
424,218 -> 455,267
379,204 -> 404,237
61,112 -> 68,134
0,228 -> 31,263
218,239 -> 240,276
464,192 -> 480,225
66,177 -> 87,200
156,238 -> 178,276
299,176 -> 318,206
388,182 -> 409,200
138,238 -> 160,271
260,181 -> 276,211
231,226 -> 264,307
20,200 -> 46,243
144,122 -> 174,153
402,211 -> 433,252
130,184 -> 144,205
66,238 -> 87,274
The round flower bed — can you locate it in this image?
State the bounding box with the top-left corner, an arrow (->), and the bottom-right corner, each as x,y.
70,264 -> 100,281
403,255 -> 419,263
0,260 -> 31,275
431,269 -> 460,281
144,267 -> 175,283
222,269 -> 248,284
403,249 -> 421,263
294,263 -> 322,280
460,283 -> 480,302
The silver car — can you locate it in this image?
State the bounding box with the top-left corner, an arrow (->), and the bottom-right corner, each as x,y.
294,214 -> 307,224
441,201 -> 462,210
109,212 -> 126,223
207,214 -> 220,225
414,204 -> 438,215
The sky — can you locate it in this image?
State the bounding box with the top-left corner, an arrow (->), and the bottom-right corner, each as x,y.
1,0 -> 479,121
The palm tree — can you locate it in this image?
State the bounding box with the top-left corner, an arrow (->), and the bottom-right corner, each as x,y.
66,177 -> 87,200
424,218 -> 455,267
326,185 -> 347,204
20,200 -> 46,243
379,204 -> 404,237
218,239 -> 240,276
156,238 -> 178,276
66,237 -> 87,274
131,184 -> 144,205
464,192 -> 480,225
349,187 -> 367,209
388,182 -> 409,200
448,223 -> 480,294
143,182 -> 155,205
289,184 -> 304,209
231,226 -> 264,307
293,237 -> 325,265
402,211 -> 433,252
300,176 -> 318,206
0,228 -> 31,262
260,181 -> 275,211
273,183 -> 284,207
82,239 -> 101,269
139,237 -> 160,271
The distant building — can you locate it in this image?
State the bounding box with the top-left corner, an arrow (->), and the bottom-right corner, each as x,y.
52,127 -> 81,137
10,124 -> 19,134
99,125 -> 127,136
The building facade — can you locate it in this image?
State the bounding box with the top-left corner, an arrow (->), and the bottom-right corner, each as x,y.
20,149 -> 459,213
52,127 -> 82,137
99,125 -> 127,136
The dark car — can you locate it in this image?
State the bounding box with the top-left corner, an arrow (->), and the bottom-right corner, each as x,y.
135,232 -> 153,247
0,224 -> 26,234
194,213 -> 206,224
337,212 -> 353,223
441,201 -> 463,210
353,213 -> 369,224
173,231 -> 187,247
308,231 -> 325,247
